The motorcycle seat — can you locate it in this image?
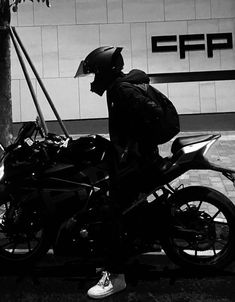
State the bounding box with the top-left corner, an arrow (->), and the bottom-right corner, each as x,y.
171,134 -> 216,154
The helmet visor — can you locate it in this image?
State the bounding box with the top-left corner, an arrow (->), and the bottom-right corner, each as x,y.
74,60 -> 89,78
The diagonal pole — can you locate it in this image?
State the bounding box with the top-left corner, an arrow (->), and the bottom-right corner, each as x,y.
11,26 -> 70,139
9,26 -> 49,136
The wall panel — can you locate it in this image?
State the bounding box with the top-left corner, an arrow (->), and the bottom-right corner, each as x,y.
79,76 -> 108,119
58,25 -> 100,77
36,78 -> 80,120
199,82 -> 216,113
42,26 -> 59,78
107,0 -> 123,23
131,23 -> 148,71
211,0 -> 235,18
216,81 -> 235,112
11,0 -> 235,126
123,0 -> 164,22
76,0 -> 107,24
34,0 -> 76,25
164,0 -> 195,21
195,0 -> 211,20
168,82 -> 200,114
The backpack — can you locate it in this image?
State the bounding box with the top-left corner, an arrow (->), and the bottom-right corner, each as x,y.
134,83 -> 180,144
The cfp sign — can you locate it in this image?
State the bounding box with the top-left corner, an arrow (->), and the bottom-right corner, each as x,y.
151,33 -> 233,59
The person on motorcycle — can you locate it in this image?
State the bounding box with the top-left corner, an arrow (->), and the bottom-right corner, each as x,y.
75,46 -> 164,299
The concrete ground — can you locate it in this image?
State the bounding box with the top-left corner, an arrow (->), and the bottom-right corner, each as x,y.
1,131 -> 235,301
0,253 -> 235,302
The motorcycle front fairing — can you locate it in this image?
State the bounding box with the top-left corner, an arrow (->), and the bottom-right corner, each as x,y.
23,135 -> 112,223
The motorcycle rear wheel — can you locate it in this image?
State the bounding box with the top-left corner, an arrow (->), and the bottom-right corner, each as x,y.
0,194 -> 53,268
161,186 -> 235,271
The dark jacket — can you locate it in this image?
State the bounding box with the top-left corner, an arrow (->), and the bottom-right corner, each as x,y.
106,69 -> 162,149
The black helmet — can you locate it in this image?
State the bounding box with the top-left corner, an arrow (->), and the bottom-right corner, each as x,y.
75,46 -> 124,78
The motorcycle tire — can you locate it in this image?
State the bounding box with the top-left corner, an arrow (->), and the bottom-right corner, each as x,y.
161,186 -> 235,271
0,196 -> 54,269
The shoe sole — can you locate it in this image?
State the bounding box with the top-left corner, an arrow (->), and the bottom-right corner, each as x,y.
87,285 -> 126,299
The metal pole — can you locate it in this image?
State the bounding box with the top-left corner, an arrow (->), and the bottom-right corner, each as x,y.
11,27 -> 70,139
9,27 -> 49,136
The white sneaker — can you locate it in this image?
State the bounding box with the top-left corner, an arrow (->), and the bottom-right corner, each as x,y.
87,271 -> 126,299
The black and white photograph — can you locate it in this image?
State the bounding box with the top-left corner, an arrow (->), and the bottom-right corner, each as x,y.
0,0 -> 235,301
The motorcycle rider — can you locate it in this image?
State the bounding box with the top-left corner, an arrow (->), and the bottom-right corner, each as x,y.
75,46 -> 164,299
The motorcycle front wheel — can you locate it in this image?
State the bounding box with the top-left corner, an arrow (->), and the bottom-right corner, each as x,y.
161,186 -> 235,271
0,193 -> 53,268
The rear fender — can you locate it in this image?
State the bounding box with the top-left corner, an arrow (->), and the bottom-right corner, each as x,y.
162,152 -> 235,185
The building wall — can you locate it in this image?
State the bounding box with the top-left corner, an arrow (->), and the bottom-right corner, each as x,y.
11,0 -> 235,128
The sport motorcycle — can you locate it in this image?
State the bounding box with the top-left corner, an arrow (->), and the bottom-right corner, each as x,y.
0,119 -> 235,271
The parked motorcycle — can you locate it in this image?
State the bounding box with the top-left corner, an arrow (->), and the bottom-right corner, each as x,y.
0,120 -> 235,271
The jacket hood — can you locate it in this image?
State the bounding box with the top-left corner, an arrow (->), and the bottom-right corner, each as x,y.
118,69 -> 150,84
